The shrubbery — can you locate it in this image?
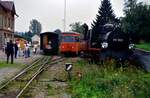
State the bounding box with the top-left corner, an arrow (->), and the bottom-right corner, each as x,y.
69,60 -> 150,98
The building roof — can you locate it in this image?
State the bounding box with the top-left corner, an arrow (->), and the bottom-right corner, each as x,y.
32,34 -> 40,38
40,32 -> 57,35
0,1 -> 17,16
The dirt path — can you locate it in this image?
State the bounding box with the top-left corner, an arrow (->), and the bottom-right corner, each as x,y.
23,58 -> 78,98
0,53 -> 42,87
0,67 -> 18,84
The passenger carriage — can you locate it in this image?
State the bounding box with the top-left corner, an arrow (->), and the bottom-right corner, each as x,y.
40,32 -> 59,54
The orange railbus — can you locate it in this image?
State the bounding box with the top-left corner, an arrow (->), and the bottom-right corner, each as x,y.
60,32 -> 81,54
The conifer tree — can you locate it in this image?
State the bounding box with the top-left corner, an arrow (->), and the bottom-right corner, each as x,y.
92,0 -> 117,32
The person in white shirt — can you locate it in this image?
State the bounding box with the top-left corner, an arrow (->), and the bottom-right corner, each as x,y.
33,44 -> 38,54
24,44 -> 29,58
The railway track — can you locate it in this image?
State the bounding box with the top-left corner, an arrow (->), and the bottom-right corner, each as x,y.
132,49 -> 150,72
0,56 -> 65,98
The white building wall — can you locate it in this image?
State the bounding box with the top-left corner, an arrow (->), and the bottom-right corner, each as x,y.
31,35 -> 40,45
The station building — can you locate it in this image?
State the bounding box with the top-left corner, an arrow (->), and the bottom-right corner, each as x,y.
0,1 -> 17,49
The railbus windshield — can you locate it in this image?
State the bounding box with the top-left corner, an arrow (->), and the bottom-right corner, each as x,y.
61,36 -> 80,42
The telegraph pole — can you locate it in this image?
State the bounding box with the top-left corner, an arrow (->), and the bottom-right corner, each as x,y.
64,0 -> 66,32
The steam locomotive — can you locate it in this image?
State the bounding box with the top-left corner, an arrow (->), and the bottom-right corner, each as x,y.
83,24 -> 134,61
100,24 -> 134,61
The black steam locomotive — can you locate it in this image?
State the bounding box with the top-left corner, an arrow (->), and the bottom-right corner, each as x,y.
84,24 -> 134,62
99,24 -> 134,61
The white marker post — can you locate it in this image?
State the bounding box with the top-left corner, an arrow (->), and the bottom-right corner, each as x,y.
65,63 -> 73,81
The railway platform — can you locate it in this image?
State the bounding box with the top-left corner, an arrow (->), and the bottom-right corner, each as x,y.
0,49 -> 41,64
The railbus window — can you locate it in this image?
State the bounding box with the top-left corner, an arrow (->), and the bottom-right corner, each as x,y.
75,36 -> 80,42
61,36 -> 80,42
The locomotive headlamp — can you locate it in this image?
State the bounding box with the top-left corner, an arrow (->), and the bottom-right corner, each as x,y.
101,42 -> 108,49
129,44 -> 134,49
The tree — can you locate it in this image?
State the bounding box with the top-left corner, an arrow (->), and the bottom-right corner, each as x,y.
21,31 -> 34,42
29,19 -> 42,35
27,31 -> 33,37
91,0 -> 118,45
122,0 -> 150,42
123,0 -> 137,12
91,0 -> 117,32
82,23 -> 89,40
69,22 -> 84,33
69,22 -> 89,37
54,29 -> 62,34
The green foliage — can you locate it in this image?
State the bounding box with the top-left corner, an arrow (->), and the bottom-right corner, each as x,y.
69,22 -> 84,34
122,1 -> 150,42
54,29 -> 62,34
82,23 -> 89,40
21,31 -> 34,41
29,19 -> 42,35
18,19 -> 42,41
91,0 -> 119,44
136,43 -> 150,51
0,61 -> 25,68
69,59 -> 150,98
92,0 -> 118,31
123,0 -> 137,11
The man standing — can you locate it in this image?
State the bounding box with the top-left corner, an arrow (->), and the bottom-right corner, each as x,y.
6,40 -> 14,64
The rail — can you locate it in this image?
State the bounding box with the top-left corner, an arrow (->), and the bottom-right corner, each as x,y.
0,56 -> 65,98
16,56 -> 65,98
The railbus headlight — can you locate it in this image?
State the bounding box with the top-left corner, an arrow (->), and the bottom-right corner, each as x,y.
101,42 -> 108,49
72,46 -> 74,49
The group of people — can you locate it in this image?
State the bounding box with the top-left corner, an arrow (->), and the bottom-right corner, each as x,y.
4,40 -> 38,64
17,41 -> 31,58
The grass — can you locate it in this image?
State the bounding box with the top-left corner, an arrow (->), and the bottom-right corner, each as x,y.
136,43 -> 150,51
0,61 -> 25,69
68,59 -> 150,98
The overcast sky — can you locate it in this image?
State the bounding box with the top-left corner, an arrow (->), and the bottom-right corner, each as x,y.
7,0 -> 149,32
